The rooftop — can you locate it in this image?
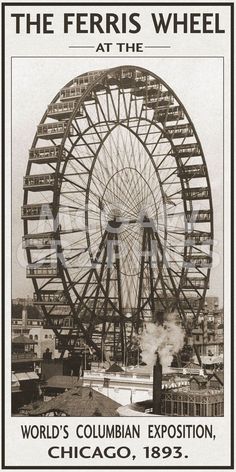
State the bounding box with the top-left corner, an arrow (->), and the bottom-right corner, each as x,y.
190,375 -> 208,384
106,363 -> 124,373
208,371 -> 224,386
12,335 -> 37,345
44,375 -> 82,389
29,386 -> 121,416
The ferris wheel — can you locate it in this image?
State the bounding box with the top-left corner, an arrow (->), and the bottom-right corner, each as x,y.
22,65 -> 213,361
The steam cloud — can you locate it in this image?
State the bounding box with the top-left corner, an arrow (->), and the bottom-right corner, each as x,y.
139,314 -> 185,369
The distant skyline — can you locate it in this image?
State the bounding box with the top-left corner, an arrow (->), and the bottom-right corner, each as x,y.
12,57 -> 224,305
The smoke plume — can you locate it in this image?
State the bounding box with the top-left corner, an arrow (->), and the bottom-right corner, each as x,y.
139,314 -> 184,369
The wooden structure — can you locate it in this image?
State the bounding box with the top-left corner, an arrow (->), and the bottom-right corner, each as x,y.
29,386 -> 121,416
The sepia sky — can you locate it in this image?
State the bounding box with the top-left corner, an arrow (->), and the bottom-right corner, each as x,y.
11,57 -> 224,305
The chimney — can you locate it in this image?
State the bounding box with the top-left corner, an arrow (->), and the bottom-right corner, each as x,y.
153,354 -> 162,415
22,306 -> 27,327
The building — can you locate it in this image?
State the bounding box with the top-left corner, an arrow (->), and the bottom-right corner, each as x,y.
28,386 -> 121,417
82,364 -> 189,406
41,375 -> 82,401
12,298 -> 60,359
190,298 -> 223,357
117,370 -> 223,417
12,334 -> 41,413
12,298 -> 63,413
118,390 -> 223,417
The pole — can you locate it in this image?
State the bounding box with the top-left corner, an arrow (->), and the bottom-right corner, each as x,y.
153,354 -> 162,415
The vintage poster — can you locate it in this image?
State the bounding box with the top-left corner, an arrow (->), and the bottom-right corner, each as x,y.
1,1 -> 234,470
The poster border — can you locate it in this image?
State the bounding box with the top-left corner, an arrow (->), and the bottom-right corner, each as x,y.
1,1 -> 234,470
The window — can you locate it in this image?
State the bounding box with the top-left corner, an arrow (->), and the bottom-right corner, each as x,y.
189,403 -> 194,416
45,334 -> 48,339
34,334 -> 38,340
165,400 -> 171,414
195,404 -> 201,416
103,378 -> 110,388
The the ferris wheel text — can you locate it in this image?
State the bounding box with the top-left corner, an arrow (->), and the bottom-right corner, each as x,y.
10,12 -> 225,35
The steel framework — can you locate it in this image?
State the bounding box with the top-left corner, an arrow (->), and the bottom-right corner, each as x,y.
22,65 -> 213,362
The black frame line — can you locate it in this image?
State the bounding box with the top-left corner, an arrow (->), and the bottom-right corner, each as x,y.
1,2 -> 234,5
1,1 -> 234,470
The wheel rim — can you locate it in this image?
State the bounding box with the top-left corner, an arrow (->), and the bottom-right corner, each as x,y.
23,65 -> 213,360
